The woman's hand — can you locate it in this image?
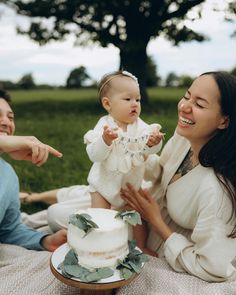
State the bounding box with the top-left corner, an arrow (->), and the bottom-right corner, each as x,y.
121,183 -> 161,223
121,183 -> 172,241
0,135 -> 62,166
40,229 -> 67,252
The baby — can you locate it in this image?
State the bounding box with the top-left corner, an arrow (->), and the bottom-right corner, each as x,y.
84,70 -> 164,255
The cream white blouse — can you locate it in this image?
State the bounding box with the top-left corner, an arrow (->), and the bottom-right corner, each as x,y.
84,115 -> 162,208
145,132 -> 236,282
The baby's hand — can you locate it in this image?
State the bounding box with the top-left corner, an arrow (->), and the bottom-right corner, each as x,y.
102,125 -> 118,146
147,130 -> 165,147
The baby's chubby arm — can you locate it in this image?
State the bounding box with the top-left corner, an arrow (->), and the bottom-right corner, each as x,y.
102,125 -> 118,146
84,120 -> 118,162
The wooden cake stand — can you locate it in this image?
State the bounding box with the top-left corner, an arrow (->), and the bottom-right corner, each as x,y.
50,260 -> 137,294
50,244 -> 138,295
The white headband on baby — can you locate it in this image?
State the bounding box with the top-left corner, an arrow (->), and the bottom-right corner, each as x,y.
99,70 -> 139,96
121,71 -> 139,84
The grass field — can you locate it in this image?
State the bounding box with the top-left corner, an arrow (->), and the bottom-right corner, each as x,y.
3,87 -> 184,212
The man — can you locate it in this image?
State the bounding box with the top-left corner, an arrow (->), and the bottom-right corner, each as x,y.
0,89 -> 66,251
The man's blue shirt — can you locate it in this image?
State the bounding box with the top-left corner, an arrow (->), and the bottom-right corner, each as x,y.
0,158 -> 46,250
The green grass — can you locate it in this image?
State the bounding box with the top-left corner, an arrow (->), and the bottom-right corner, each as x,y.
11,88 -> 98,103
3,87 -> 183,213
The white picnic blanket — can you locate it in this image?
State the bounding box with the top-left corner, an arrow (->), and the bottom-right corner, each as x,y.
117,256 -> 236,295
0,244 -> 80,295
1,243 -> 235,295
19,212 -> 236,295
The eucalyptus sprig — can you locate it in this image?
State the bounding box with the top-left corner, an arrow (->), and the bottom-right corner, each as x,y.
58,241 -> 148,282
116,240 -> 149,280
69,213 -> 99,237
58,249 -> 114,282
115,210 -> 142,226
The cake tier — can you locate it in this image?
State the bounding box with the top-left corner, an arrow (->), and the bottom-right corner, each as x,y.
67,208 -> 129,269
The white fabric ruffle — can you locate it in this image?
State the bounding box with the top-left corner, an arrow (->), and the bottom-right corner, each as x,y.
84,115 -> 161,174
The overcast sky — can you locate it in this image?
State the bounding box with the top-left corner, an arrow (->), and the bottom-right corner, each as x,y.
0,1 -> 235,86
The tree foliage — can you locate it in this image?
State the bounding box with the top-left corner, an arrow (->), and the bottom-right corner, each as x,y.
231,66 -> 236,76
4,0 -> 235,102
165,72 -> 179,87
66,66 -> 90,88
178,74 -> 195,87
224,1 -> 236,37
18,73 -> 35,90
165,72 -> 194,87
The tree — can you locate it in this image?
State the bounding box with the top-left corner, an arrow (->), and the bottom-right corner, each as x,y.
165,72 -> 179,87
178,75 -> 194,87
146,56 -> 160,87
231,66 -> 236,76
4,0 -> 235,103
66,66 -> 90,88
224,1 -> 236,37
18,73 -> 35,90
0,80 -> 19,90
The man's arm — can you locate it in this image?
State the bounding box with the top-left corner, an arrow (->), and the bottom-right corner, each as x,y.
0,135 -> 62,166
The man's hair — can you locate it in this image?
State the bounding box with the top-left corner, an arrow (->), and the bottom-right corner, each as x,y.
0,89 -> 11,102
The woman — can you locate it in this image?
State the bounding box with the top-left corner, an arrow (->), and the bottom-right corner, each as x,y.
119,71 -> 236,285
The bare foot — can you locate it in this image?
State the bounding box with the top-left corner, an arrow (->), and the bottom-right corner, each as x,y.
19,192 -> 32,204
20,191 -> 57,205
19,192 -> 41,204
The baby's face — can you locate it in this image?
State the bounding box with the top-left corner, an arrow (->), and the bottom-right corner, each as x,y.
105,76 -> 141,128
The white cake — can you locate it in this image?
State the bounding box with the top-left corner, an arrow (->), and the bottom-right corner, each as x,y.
67,208 -> 129,269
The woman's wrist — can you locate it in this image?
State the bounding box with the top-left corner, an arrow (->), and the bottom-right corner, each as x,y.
152,218 -> 172,241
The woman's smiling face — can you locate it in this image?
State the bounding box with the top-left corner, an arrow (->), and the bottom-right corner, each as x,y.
176,74 -> 228,147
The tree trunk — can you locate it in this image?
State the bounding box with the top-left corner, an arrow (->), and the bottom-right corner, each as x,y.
119,44 -> 149,105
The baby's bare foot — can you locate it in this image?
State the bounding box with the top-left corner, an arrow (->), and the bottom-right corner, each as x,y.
19,192 -> 32,204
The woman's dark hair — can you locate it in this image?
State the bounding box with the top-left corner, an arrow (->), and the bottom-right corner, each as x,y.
199,71 -> 236,238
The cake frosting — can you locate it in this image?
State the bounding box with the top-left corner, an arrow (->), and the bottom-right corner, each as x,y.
67,208 -> 129,269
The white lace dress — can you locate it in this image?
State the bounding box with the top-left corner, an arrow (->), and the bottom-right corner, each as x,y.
84,115 -> 162,208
